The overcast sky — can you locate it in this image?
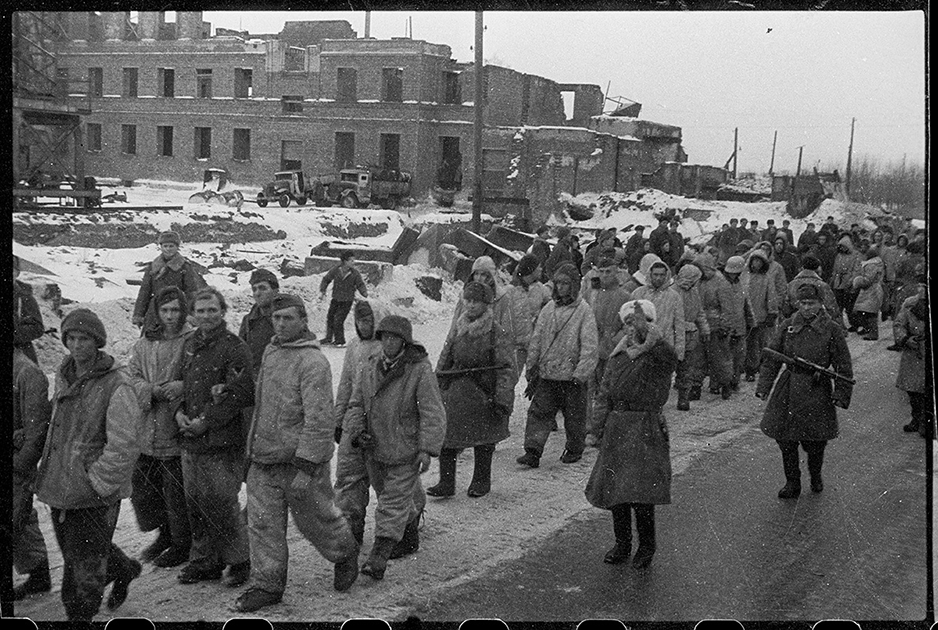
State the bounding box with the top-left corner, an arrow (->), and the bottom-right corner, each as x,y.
202,10 -> 926,175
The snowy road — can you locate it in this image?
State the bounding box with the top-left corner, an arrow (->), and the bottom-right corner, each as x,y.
12,319 -> 930,625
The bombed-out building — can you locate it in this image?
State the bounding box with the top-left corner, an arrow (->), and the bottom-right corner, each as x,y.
52,11 -> 690,222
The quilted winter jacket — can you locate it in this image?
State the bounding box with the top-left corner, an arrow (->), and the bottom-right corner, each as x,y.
35,352 -> 142,509
133,254 -> 206,322
248,332 -> 336,465
238,303 -> 276,373
526,298 -> 598,383
334,304 -> 388,430
831,240 -> 861,291
699,272 -> 735,334
745,252 -> 779,325
127,324 -> 193,458
630,274 -> 686,361
852,256 -> 885,314
344,344 -> 446,465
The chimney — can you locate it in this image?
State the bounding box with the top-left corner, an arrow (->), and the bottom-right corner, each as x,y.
103,11 -> 127,41
138,12 -> 161,41
176,11 -> 203,40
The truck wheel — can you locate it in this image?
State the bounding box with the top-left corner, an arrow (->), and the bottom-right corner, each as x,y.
279,194 -> 291,208
341,194 -> 359,209
315,198 -> 331,208
257,195 -> 268,208
296,196 -> 307,206
380,196 -> 398,210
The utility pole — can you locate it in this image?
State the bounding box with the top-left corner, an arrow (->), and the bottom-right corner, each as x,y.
472,10 -> 484,234
845,117 -> 855,197
769,130 -> 777,176
364,11 -> 371,38
791,145 -> 804,199
733,127 -> 739,179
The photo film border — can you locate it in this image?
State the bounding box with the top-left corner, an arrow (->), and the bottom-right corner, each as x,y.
4,0 -> 930,626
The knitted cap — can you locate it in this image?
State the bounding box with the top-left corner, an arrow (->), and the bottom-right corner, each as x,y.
158,231 -> 181,245
463,281 -> 494,304
376,314 -> 413,345
555,226 -> 571,240
619,299 -> 657,324
61,308 -> 107,348
249,268 -> 279,289
471,255 -> 497,277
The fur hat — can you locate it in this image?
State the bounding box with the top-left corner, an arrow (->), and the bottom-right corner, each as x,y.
158,231 -> 181,245
463,281 -> 494,304
516,254 -> 540,278
553,262 -> 581,286
724,256 -> 746,274
376,314 -> 413,345
619,299 -> 657,323
801,255 -> 821,271
61,308 -> 107,348
249,268 -> 279,289
796,283 -> 821,301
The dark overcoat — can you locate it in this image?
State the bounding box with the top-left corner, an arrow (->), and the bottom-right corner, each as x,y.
757,310 -> 853,441
585,331 -> 678,508
436,310 -> 514,449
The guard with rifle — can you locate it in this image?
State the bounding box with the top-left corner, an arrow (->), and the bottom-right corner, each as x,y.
429,281 -> 515,498
756,283 -> 854,499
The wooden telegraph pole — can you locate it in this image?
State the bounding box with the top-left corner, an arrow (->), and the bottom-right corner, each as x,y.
733,127 -> 739,179
472,11 -> 484,234
769,130 -> 778,176
845,117 -> 856,198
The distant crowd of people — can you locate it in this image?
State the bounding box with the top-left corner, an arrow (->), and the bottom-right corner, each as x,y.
10,212 -> 931,618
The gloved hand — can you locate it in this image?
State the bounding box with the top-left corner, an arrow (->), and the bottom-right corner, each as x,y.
334,426 -> 343,444
700,333 -> 711,344
13,428 -> 26,450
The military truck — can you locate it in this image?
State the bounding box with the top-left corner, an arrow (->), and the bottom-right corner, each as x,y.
256,170 -> 311,207
316,166 -> 412,210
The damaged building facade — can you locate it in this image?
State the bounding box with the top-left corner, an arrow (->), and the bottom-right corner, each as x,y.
56,11 -> 692,224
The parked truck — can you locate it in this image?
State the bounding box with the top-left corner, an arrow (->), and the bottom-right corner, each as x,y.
257,166 -> 412,210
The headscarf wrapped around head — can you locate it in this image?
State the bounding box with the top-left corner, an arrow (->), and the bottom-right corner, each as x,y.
619,299 -> 657,324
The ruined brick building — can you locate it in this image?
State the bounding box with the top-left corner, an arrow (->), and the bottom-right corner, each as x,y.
52,11 -> 693,223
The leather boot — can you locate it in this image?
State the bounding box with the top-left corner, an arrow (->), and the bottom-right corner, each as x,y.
333,549 -> 359,592
140,525 -> 173,563
688,386 -> 702,401
361,537 -> 397,580
778,441 -> 802,499
605,504 -> 632,564
516,447 -> 541,468
13,562 -> 52,600
632,505 -> 656,569
389,510 -> 421,559
677,388 -> 690,411
806,442 -> 826,493
467,444 -> 495,497
426,449 -> 458,497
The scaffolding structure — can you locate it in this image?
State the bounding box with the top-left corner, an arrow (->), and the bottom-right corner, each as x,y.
12,11 -> 99,207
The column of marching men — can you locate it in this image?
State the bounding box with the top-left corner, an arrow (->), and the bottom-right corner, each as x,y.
9,217 -> 932,619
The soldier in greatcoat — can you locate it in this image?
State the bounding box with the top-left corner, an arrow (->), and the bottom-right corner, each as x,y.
756,284 -> 854,499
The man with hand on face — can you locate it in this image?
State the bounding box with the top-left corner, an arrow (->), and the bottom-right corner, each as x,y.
175,287 -> 255,588
133,231 -> 206,335
34,309 -> 143,620
343,315 -> 446,582
236,294 -> 359,613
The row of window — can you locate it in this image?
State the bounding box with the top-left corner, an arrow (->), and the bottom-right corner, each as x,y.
86,123 -> 250,160
84,123 -> 407,172
80,65 -> 461,103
